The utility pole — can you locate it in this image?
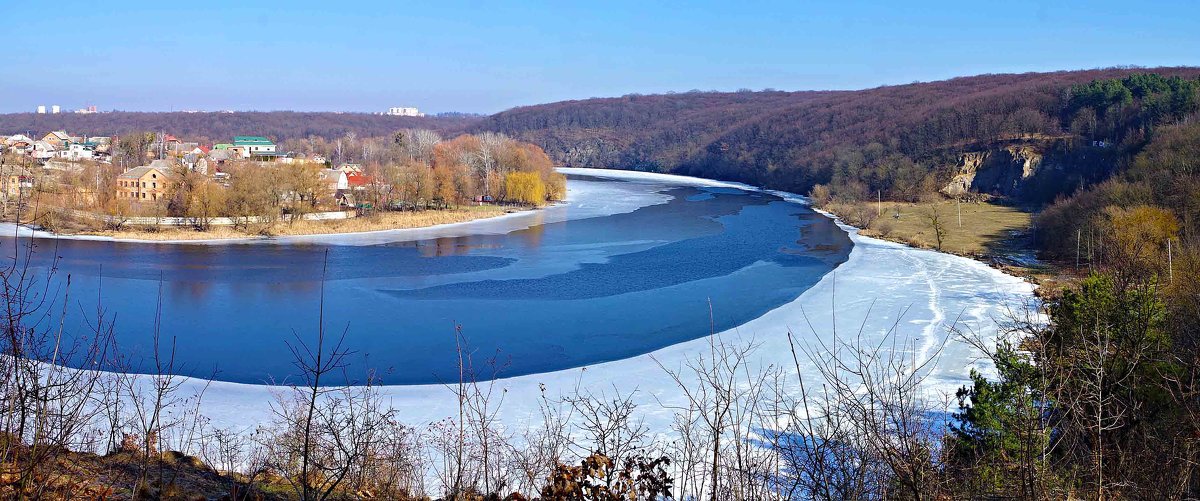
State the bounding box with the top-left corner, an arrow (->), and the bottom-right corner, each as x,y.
1088,227 -> 1094,271
1080,230 -> 1089,269
1168,238 -> 1173,283
957,199 -> 962,228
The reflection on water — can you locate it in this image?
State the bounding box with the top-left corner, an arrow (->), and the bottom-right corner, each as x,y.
8,176 -> 852,385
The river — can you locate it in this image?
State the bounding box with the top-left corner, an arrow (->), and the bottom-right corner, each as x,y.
2,170 -> 851,385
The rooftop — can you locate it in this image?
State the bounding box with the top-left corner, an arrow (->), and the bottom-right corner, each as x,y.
233,136 -> 273,146
116,166 -> 166,180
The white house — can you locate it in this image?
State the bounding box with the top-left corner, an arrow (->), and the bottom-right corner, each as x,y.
232,136 -> 277,159
30,141 -> 57,160
319,169 -> 349,192
57,142 -> 95,161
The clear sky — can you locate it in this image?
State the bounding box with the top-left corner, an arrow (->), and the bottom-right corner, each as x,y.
3,0 -> 1197,114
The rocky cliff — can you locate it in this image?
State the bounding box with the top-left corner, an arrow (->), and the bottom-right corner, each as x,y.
943,143 -> 1047,198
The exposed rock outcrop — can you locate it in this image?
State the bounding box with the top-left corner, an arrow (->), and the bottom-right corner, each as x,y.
943,144 -> 1044,197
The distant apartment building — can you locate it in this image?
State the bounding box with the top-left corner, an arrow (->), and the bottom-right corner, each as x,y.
36,106 -> 46,114
51,105 -> 60,114
74,106 -> 98,114
116,166 -> 169,202
386,107 -> 424,117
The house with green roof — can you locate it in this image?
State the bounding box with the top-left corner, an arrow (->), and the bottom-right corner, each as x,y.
231,136 -> 277,159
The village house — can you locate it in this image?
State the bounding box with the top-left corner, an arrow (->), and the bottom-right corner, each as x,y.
0,165 -> 34,200
279,151 -> 308,164
3,135 -> 34,155
346,171 -> 373,192
4,134 -> 34,147
318,169 -> 349,206
209,148 -> 235,163
86,136 -> 112,153
183,149 -> 211,173
41,131 -> 71,148
57,142 -> 96,161
194,157 -> 209,175
116,166 -> 169,202
233,136 -> 277,159
30,141 -> 57,161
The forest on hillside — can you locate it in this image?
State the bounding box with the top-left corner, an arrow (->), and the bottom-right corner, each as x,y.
477,67 -> 1200,203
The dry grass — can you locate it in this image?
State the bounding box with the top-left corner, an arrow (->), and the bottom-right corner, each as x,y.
56,205 -> 516,241
0,445 -> 288,500
278,204 -> 514,236
830,200 -> 1033,256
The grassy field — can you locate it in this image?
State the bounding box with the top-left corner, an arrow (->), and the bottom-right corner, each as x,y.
53,204 -> 516,241
826,200 -> 1034,257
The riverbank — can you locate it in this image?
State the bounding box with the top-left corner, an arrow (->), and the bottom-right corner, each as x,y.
18,204 -> 521,242
813,198 -> 1070,287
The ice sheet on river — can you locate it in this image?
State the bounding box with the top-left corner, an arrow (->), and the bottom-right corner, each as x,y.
149,168 -> 1037,436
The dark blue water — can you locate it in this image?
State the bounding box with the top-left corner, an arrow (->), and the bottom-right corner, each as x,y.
4,175 -> 851,385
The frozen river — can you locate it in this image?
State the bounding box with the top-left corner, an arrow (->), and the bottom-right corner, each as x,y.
3,168 -> 1036,437
2,169 -> 850,385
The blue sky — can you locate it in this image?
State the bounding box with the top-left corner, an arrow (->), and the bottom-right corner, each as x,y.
3,0 -> 1197,114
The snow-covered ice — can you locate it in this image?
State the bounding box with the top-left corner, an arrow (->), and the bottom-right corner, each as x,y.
111,168 -> 1038,437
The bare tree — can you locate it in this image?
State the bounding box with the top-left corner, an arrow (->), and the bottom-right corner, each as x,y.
511,383 -> 573,495
653,316 -> 776,500
0,221 -> 117,498
262,250 -> 398,501
925,205 -> 947,250
115,276 -> 192,494
561,382 -> 652,493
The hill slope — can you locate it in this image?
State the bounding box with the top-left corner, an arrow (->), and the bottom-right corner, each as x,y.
475,67 -> 1200,201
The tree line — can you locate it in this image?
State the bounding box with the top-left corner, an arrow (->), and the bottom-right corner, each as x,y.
37,130 -> 566,233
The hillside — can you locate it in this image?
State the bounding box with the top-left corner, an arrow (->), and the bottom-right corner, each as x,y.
475,67 -> 1200,203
